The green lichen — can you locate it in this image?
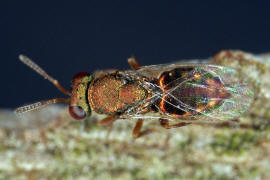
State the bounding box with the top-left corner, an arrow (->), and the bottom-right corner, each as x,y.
211,131 -> 258,155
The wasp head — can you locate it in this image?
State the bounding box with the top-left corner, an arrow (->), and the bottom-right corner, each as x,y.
69,72 -> 93,120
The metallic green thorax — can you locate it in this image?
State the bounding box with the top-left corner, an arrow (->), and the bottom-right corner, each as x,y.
70,75 -> 93,117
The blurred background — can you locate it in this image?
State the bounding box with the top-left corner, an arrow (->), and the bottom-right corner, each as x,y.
2,2 -> 270,179
1,1 -> 270,108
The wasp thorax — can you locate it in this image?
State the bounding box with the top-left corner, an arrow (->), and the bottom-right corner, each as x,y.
69,72 -> 93,120
88,75 -> 147,115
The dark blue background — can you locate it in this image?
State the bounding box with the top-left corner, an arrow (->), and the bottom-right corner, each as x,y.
1,1 -> 270,108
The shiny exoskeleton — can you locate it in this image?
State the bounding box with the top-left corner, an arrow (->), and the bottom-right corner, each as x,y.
16,55 -> 254,138
158,67 -> 230,117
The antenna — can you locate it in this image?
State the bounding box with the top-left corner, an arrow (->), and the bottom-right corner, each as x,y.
15,98 -> 70,114
18,55 -> 71,96
15,55 -> 71,114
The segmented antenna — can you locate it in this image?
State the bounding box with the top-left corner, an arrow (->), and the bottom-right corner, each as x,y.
15,98 -> 70,114
19,55 -> 71,96
15,55 -> 71,115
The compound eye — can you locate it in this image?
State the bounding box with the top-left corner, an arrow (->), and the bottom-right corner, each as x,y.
72,72 -> 90,80
69,106 -> 86,120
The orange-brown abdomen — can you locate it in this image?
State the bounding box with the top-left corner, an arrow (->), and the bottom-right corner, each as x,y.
158,67 -> 230,117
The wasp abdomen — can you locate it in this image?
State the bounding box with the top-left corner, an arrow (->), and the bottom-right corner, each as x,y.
158,67 -> 230,117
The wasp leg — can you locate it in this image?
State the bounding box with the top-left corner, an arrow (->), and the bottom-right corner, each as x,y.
128,57 -> 142,70
98,116 -> 119,141
132,119 -> 154,139
98,116 -> 119,126
160,118 -> 191,129
132,119 -> 144,139
105,124 -> 114,140
161,133 -> 172,150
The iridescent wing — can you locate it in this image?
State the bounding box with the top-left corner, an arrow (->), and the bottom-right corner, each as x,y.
123,63 -> 254,123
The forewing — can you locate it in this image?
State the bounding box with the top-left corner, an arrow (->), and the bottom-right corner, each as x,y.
178,65 -> 254,121
131,60 -> 208,78
124,63 -> 254,123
